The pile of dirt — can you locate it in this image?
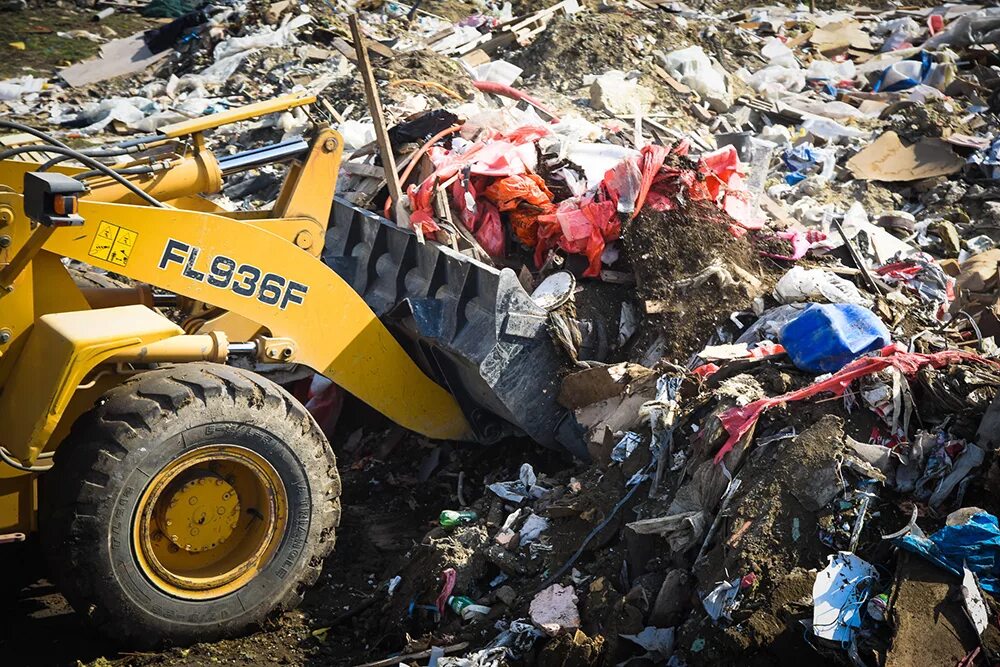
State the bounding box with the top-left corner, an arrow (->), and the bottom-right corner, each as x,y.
681,415 -> 851,665
413,0 -> 495,21
882,98 -> 973,144
621,200 -> 767,362
380,49 -> 478,103
508,11 -> 694,101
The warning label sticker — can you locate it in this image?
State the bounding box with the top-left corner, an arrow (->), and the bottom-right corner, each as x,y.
88,221 -> 137,267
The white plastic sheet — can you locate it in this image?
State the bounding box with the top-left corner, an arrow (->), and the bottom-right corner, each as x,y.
812,552 -> 877,643
774,266 -> 872,307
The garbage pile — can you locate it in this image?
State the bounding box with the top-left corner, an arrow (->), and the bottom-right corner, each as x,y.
5,0 -> 1000,665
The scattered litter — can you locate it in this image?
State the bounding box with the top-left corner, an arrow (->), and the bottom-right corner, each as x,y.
488,463 -> 546,503
5,1 -> 1000,664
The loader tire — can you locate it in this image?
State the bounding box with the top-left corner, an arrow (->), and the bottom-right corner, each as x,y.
40,363 -> 341,648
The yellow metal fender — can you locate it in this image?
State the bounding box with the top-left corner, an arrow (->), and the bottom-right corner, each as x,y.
0,305 -> 184,462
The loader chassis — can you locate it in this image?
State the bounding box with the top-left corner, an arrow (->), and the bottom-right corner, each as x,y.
0,95 -> 471,645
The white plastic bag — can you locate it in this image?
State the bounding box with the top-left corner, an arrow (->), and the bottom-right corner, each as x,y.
774,266 -> 872,306
761,37 -> 798,68
0,76 -> 43,101
659,46 -> 731,111
744,65 -> 805,98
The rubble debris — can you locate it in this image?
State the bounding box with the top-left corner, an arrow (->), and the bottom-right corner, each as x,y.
529,584 -> 581,637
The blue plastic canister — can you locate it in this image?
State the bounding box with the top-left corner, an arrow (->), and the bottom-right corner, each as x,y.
779,303 -> 891,373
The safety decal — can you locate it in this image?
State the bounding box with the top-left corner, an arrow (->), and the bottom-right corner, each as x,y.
88,221 -> 138,267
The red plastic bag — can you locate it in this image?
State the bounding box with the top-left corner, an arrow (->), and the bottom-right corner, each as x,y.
632,144 -> 670,219
536,196 -> 618,276
474,199 -> 505,257
406,179 -> 441,236
603,155 -> 642,215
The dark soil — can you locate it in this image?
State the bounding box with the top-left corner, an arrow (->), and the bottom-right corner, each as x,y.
0,418 -> 568,667
508,10 -> 695,100
620,200 -> 767,362
679,416 -> 846,666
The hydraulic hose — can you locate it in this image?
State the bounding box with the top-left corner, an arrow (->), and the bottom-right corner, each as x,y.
0,446 -> 52,473
472,81 -> 562,121
72,162 -> 162,181
382,124 -> 463,220
0,145 -> 165,208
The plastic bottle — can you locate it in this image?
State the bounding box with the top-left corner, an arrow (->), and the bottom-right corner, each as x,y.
447,595 -> 475,615
447,595 -> 490,620
867,592 -> 890,622
439,510 -> 478,527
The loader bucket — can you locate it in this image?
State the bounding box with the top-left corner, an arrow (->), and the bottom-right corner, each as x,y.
323,198 -> 601,459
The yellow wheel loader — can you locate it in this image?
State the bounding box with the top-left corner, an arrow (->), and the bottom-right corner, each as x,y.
0,93 -> 602,646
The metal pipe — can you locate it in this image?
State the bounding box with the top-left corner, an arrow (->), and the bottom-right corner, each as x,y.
217,138 -> 310,175
227,342 -> 258,355
85,149 -> 221,205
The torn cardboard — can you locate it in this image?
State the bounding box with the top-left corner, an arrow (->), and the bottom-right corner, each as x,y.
810,20 -> 873,54
59,33 -> 169,88
847,131 -> 965,182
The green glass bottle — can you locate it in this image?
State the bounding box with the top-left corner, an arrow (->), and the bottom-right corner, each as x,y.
439,509 -> 478,527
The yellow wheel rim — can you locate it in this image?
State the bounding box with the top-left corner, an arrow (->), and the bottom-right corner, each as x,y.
133,445 -> 288,600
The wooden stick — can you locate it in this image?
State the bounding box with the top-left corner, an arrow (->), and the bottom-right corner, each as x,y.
348,15 -> 408,228
354,642 -> 470,667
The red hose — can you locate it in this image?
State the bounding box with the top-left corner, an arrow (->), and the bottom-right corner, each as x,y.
472,80 -> 562,122
383,124 -> 463,220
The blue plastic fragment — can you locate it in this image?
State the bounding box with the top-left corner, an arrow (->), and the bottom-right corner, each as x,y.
779,303 -> 891,373
897,512 -> 1000,594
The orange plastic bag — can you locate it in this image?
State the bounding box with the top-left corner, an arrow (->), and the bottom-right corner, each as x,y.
484,173 -> 553,211
510,205 -> 552,248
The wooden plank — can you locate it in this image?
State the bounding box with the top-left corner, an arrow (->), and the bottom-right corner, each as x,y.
348,15 -> 410,231
342,161 -> 386,178
460,49 -> 491,67
459,31 -> 516,56
321,98 -> 344,124
363,37 -> 396,60
507,0 -> 578,32
332,37 -> 358,63
332,35 -> 395,63
652,63 -> 691,95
